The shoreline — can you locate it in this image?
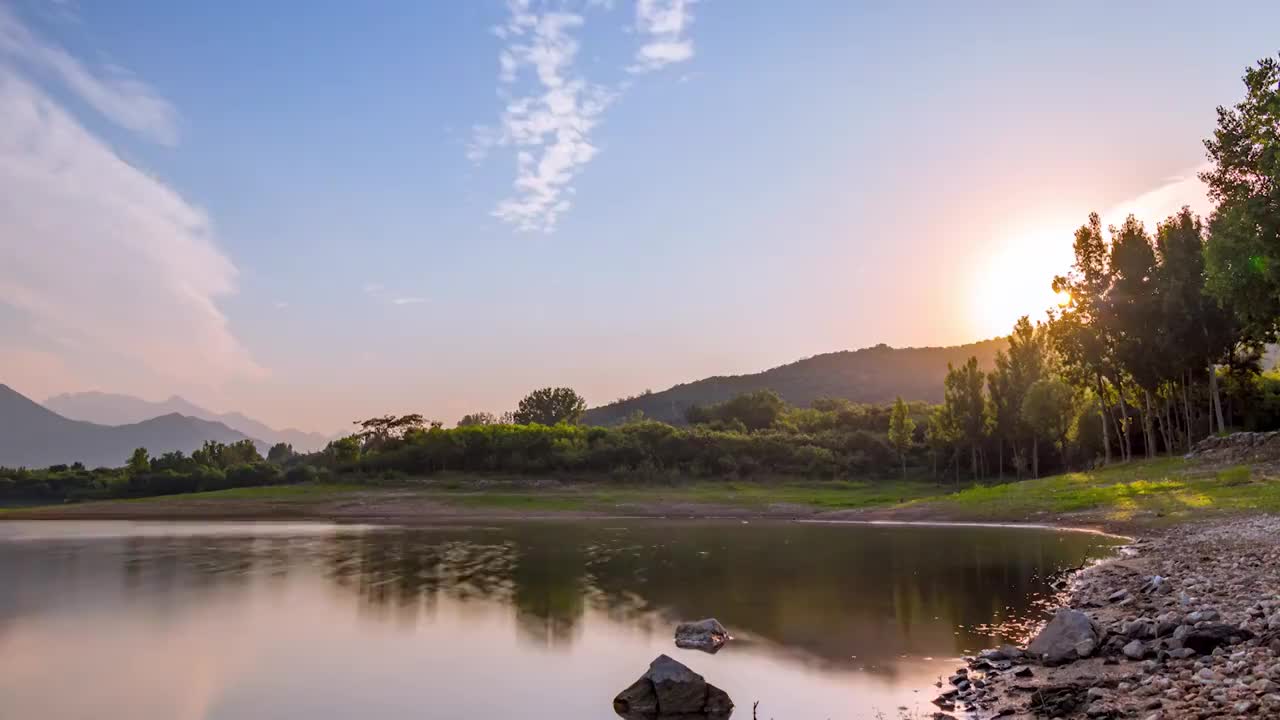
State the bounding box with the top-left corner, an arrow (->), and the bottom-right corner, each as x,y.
935,516 -> 1280,719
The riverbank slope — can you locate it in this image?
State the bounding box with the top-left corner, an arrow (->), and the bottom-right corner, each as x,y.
2,456 -> 1277,534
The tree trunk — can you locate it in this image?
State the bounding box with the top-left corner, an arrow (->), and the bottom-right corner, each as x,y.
998,438 -> 1004,480
1152,389 -> 1162,456
1209,363 -> 1225,434
901,453 -> 907,478
1031,440 -> 1039,479
1116,377 -> 1133,462
953,447 -> 960,488
971,444 -> 978,480
1182,369 -> 1193,450
1158,389 -> 1173,456
1096,373 -> 1111,465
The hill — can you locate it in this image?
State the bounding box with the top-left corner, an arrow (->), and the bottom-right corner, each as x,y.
0,384 -> 259,468
582,338 -> 1006,426
44,391 -> 329,452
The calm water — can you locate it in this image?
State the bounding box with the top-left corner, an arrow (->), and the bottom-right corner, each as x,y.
0,520 -> 1119,719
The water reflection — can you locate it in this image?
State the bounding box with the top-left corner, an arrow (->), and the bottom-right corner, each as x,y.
0,520 -> 1117,719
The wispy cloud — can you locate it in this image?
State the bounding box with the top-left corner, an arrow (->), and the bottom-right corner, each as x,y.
471,0 -> 696,233
0,64 -> 263,388
0,9 -> 259,394
363,283 -> 425,306
631,0 -> 697,73
1102,164 -> 1213,231
0,4 -> 178,145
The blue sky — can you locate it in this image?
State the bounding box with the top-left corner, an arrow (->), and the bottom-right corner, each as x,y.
2,0 -> 1278,433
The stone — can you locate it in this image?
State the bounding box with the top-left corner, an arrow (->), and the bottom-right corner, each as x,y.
613,654 -> 733,719
648,655 -> 710,713
614,675 -> 659,716
1124,640 -> 1147,660
1027,609 -> 1098,665
1183,624 -> 1255,655
674,618 -> 730,653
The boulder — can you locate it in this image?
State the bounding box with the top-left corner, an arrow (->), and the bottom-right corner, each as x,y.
1026,609 -> 1098,665
674,618 -> 730,653
613,654 -> 733,720
1183,624 -> 1255,655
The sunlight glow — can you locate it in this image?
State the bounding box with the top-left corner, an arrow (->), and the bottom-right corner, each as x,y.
967,220 -> 1077,339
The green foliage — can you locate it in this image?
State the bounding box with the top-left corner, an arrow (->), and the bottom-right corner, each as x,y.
126,447 -> 150,475
513,387 -> 587,426
267,442 -> 295,464
457,412 -> 497,427
887,397 -> 915,476
1022,379 -> 1076,452
686,389 -> 786,431
1202,55 -> 1280,337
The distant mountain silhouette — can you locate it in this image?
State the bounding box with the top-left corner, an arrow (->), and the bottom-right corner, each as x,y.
44,391 -> 330,452
1,385 -> 258,468
583,339 -> 1007,426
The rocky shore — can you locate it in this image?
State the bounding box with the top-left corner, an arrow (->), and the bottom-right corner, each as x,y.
936,516 -> 1280,719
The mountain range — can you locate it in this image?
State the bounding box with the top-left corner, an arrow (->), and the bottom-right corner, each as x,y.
582,338 -> 1006,426
0,384 -> 257,469
43,392 -> 331,452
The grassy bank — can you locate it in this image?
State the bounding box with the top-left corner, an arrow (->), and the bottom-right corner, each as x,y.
3,458 -> 1277,526
920,458 -> 1280,525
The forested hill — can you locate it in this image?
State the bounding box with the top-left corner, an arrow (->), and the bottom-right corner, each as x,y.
583,339 -> 1006,426
0,384 -> 259,468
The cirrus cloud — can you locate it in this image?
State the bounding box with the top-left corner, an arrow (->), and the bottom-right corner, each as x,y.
471,0 -> 697,233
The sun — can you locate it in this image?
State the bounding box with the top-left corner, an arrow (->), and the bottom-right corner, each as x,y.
968,227 -> 1075,339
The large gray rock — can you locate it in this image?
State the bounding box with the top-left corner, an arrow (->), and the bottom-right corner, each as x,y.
1026,609 -> 1098,665
613,655 -> 734,720
648,654 -> 708,712
674,618 -> 730,653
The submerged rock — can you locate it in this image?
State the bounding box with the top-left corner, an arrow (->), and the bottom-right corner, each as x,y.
1026,609 -> 1098,665
674,618 -> 730,653
613,654 -> 733,720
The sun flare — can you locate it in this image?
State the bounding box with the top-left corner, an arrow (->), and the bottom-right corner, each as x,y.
968,225 -> 1076,339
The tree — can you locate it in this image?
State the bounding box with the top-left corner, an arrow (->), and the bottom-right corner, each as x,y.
325,435 -> 362,464
943,357 -> 987,479
887,396 -> 916,477
1202,55 -> 1280,339
1053,214 -> 1127,462
354,414 -> 428,449
925,405 -> 957,484
457,412 -> 497,427
267,442 -> 295,464
126,447 -> 150,475
513,387 -> 587,426
1021,379 -> 1076,477
1106,215 -> 1163,457
224,439 -> 263,466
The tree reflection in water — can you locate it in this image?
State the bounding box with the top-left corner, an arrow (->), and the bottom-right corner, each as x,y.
0,521 -> 1116,676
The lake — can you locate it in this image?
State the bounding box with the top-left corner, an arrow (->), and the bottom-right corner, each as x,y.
0,520 -> 1119,719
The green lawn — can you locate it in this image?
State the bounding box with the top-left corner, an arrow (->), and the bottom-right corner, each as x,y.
924,458 -> 1280,523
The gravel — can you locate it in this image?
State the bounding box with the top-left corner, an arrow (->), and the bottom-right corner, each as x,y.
936,516 -> 1280,719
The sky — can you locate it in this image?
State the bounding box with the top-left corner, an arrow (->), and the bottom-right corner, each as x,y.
1,0 -> 1277,434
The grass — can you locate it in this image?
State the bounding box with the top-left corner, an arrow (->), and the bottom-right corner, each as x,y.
926,458 -> 1280,523
9,459 -> 1280,526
